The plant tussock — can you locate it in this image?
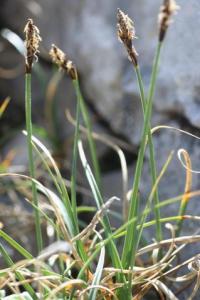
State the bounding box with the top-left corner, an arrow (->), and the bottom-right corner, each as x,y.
2,0 -> 200,299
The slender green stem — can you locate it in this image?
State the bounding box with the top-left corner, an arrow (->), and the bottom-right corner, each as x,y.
25,73 -> 43,253
67,80 -> 91,265
77,84 -> 101,189
121,43 -> 162,276
136,151 -> 173,249
71,80 -> 81,225
135,66 -> 162,243
71,80 -> 89,265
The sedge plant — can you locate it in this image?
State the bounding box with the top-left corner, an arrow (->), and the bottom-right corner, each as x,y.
117,8 -> 163,244
49,45 -> 124,280
2,1 -> 200,299
24,19 -> 43,253
118,0 -> 179,295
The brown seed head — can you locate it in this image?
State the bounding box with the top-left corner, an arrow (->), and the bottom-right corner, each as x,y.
117,8 -> 138,66
158,0 -> 180,42
49,44 -> 77,80
24,18 -> 41,73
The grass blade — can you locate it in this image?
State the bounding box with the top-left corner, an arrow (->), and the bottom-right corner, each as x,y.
0,230 -> 33,259
89,231 -> 105,300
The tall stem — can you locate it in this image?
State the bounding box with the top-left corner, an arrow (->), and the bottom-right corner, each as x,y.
135,66 -> 162,243
121,43 -> 162,293
25,73 -> 43,253
71,79 -> 81,224
79,91 -> 101,189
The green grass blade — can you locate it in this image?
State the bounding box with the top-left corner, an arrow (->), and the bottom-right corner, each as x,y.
157,190 -> 200,210
89,232 -> 105,300
0,230 -> 33,259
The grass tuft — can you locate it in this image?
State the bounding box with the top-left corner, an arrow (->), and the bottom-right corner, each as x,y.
2,1 -> 200,299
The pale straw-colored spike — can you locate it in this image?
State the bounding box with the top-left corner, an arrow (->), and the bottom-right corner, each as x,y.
117,8 -> 138,66
49,44 -> 77,80
158,0 -> 180,42
24,18 -> 42,73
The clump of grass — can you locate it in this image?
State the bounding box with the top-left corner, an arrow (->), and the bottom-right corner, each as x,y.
118,1 -> 179,283
1,0 -> 200,299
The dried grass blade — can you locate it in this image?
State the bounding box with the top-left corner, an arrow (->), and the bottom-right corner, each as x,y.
176,149 -> 192,236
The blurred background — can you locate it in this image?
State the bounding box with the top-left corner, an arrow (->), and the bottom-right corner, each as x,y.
0,0 -> 200,258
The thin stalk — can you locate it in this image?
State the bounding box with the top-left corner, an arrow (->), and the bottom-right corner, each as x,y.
135,66 -> 162,243
121,42 -> 162,275
77,84 -> 101,189
71,80 -> 89,265
25,73 -> 43,253
70,79 -> 81,224
136,151 -> 173,249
